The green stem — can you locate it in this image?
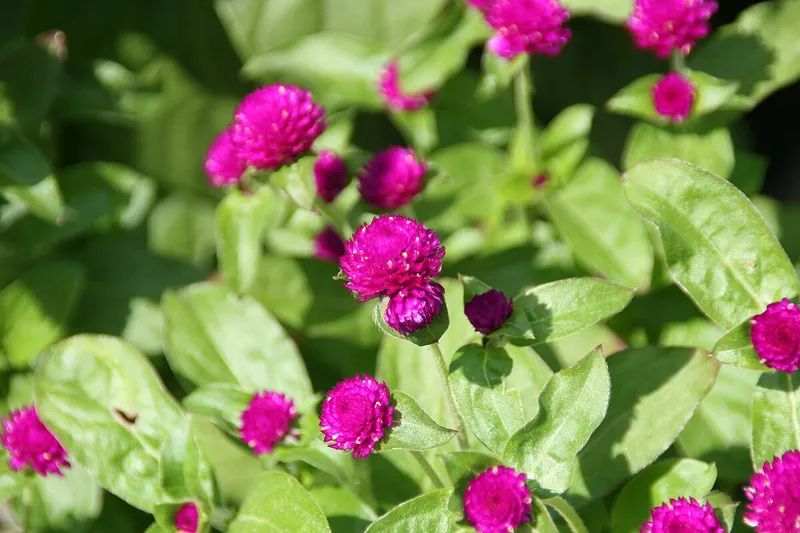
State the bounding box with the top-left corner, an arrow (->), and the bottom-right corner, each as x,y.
510,61 -> 538,174
21,484 -> 32,533
410,451 -> 447,489
670,50 -> 687,73
428,343 -> 470,449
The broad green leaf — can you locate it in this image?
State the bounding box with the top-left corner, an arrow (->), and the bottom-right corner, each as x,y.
624,159 -> 800,330
504,345 -> 554,419
160,416 -> 216,506
34,335 -> 184,512
310,486 -> 377,532
379,391 -> 457,452
713,321 -> 770,371
270,156 -> 318,211
390,108 -> 438,155
704,492 -> 738,533
364,489 -> 453,533
276,438 -> 356,486
184,384 -> 251,439
567,347 -> 719,505
505,349 -> 610,494
610,459 -> 717,533
540,104 -> 595,182
0,131 -> 64,222
20,463 -> 103,533
0,260 -> 85,368
531,498 -> 559,533
228,472 -> 331,533
439,451 -> 499,486
546,158 -> 653,290
216,188 -> 270,294
147,193 -> 216,268
543,497 -> 588,533
752,371 -> 800,468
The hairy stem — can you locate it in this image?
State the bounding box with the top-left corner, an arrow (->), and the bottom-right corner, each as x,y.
410,451 -> 447,489
510,61 -> 537,174
428,343 -> 470,449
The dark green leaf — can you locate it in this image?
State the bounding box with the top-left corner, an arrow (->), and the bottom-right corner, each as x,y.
364,489 -> 453,533
531,497 -> 559,533
0,41 -> 63,133
0,131 -> 64,222
379,391 -> 457,452
147,193 -> 216,267
713,321 -> 770,371
752,371 -> 800,468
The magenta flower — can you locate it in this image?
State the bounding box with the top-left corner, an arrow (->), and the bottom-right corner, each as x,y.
745,450 -> 800,532
319,374 -> 394,459
652,72 -> 695,123
627,0 -> 718,59
339,215 -> 445,302
641,498 -> 724,533
465,289 -> 514,335
483,0 -> 572,60
230,84 -> 326,171
751,299 -> 800,373
238,391 -> 297,455
204,128 -> 247,188
314,151 -> 350,204
175,502 -> 199,533
464,466 -> 532,533
384,282 -> 445,334
357,147 -> 427,210
314,226 -> 346,263
1,406 -> 69,477
378,61 -> 435,112
532,173 -> 550,189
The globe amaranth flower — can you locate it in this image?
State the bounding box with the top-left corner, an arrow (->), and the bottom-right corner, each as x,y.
378,61 -> 435,112
314,151 -> 349,203
627,0 -> 718,58
483,0 -> 572,60
319,374 -> 394,459
751,298 -> 800,373
652,72 -> 695,123
204,128 -> 247,188
464,466 -> 532,533
384,282 -> 445,334
641,498 -> 724,533
744,450 -> 800,532
175,502 -> 199,533
1,406 -> 69,476
465,289 -> 514,335
358,147 -> 427,210
230,84 -> 326,170
314,226 -> 346,263
339,215 -> 445,302
238,391 -> 297,455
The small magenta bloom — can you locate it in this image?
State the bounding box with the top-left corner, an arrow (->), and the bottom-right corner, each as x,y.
641,498 -> 724,533
1,406 -> 69,476
483,0 -> 572,60
358,147 -> 427,210
204,128 -> 246,188
238,391 -> 297,455
175,503 -> 199,533
464,466 -> 532,533
532,173 -> 550,189
384,282 -> 445,334
319,374 -> 394,459
339,215 -> 445,302
314,226 -> 346,263
751,299 -> 800,373
314,151 -> 349,203
652,72 -> 695,123
745,450 -> 800,532
230,84 -> 326,170
378,61 -> 435,112
465,289 -> 514,335
627,0 -> 718,58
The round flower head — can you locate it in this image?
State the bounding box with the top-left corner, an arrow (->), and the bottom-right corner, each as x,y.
384,282 -> 445,334
204,128 -> 246,188
314,151 -> 349,204
745,450 -> 800,532
358,147 -> 427,210
627,0 -> 718,59
230,84 -> 326,170
641,498 -> 724,533
1,406 -> 69,476
751,299 -> 800,373
652,72 -> 695,123
319,374 -> 394,459
465,289 -> 514,335
464,466 -> 532,533
238,391 -> 297,455
175,502 -> 199,533
484,0 -> 572,60
339,215 -> 445,302
315,226 -> 346,263
378,61 -> 435,112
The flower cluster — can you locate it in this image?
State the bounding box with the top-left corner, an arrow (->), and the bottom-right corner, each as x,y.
1,406 -> 70,477
652,72 -> 695,123
627,0 -> 718,58
640,498 -> 724,533
744,450 -> 800,532
378,61 -> 435,112
465,289 -> 514,335
238,391 -> 297,455
464,466 -> 532,533
750,299 -> 800,373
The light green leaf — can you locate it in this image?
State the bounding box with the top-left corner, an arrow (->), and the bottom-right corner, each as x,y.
531,498 -> 559,533
379,391 -> 457,452
276,439 -> 356,486
184,384 -> 251,439
160,416 -> 217,506
310,486 -> 377,531
148,193 -> 217,267
364,489 -> 453,533
561,0 -> 632,23
439,451 -> 499,486
543,497 -> 588,533
713,321 -> 770,371
216,188 -> 270,294
20,463 -> 104,533
0,131 -> 64,222
541,104 -> 595,182
0,462 -> 28,504
270,156 -> 318,211
704,492 -> 738,533
752,371 -> 800,468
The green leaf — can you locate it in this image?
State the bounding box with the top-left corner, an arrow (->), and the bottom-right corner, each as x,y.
147,193 -> 217,268
379,391 -> 457,452
713,321 -> 770,371
34,335 -> 184,512
160,416 -> 217,506
0,461 -> 28,503
270,156 -> 318,211
310,486 -> 377,532
561,0 -> 632,23
623,158 -> 800,330
439,451 -> 499,486
390,108 -> 438,156
184,384 -> 251,439
531,498 -> 559,533
364,489 -> 453,533
540,104 -> 595,182
752,371 -> 800,468
610,459 -> 717,533
567,347 -> 719,506
20,463 -> 104,533
0,260 -> 85,368
504,349 -> 610,495
216,188 -> 271,294
543,497 -> 588,533
448,344 -> 525,453
704,492 -> 738,533
276,438 -> 356,486
546,158 -> 653,290
373,295 -> 450,347
228,472 -> 331,533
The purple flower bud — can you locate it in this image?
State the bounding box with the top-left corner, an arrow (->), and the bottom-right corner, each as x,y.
238,391 -> 297,455
627,0 -> 718,59
641,498 -> 724,533
751,299 -> 800,373
378,61 -> 435,112
652,72 -> 695,123
204,128 -> 247,188
745,450 -> 800,532
465,289 -> 514,335
314,151 -> 349,204
384,282 -> 445,334
175,502 -> 199,533
314,226 -> 346,263
464,466 -> 532,533
483,0 -> 572,60
1,406 -> 69,477
357,147 -> 427,210
533,173 -> 550,189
